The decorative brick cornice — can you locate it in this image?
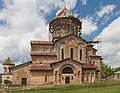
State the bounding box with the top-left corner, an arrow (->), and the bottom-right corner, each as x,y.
29,64 -> 53,71
30,51 -> 57,56
30,41 -> 53,45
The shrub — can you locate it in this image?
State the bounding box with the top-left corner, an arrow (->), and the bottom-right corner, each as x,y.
4,80 -> 12,86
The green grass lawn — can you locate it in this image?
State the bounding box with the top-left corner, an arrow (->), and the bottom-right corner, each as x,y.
11,85 -> 120,93
11,81 -> 120,93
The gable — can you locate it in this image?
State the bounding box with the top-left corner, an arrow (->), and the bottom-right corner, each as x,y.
51,58 -> 83,68
54,34 -> 88,46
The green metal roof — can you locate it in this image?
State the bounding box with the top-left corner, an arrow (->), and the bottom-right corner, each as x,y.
2,57 -> 15,65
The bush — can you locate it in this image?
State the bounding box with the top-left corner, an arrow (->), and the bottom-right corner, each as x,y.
4,80 -> 12,86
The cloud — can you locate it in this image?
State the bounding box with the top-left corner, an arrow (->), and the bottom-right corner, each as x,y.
101,17 -> 120,43
80,0 -> 87,5
82,4 -> 117,35
65,0 -> 77,10
37,0 -> 77,16
96,4 -> 116,18
116,11 -> 120,16
0,0 -> 49,71
82,17 -> 98,34
99,17 -> 120,67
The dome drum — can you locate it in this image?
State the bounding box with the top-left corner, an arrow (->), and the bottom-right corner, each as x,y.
49,16 -> 82,40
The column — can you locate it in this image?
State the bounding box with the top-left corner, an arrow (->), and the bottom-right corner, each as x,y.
54,71 -> 58,84
92,73 -> 95,83
58,73 -> 61,84
78,71 -> 80,83
74,73 -> 77,84
66,46 -> 68,58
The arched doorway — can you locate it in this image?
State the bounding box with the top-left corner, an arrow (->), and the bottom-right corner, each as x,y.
65,76 -> 70,84
62,67 -> 74,84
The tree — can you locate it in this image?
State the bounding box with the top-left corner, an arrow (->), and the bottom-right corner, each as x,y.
102,63 -> 114,78
114,67 -> 120,72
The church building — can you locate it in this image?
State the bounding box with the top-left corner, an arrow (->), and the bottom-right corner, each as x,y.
2,7 -> 102,85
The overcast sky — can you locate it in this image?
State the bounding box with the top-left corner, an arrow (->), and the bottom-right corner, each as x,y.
0,0 -> 120,73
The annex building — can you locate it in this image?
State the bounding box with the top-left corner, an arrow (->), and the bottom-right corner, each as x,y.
2,7 -> 102,85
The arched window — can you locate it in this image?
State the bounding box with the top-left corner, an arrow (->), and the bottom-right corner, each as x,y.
8,67 -> 11,73
4,67 -> 7,73
80,49 -> 82,60
45,76 -> 47,82
61,48 -> 64,60
93,61 -> 95,65
70,48 -> 73,59
62,67 -> 74,74
68,22 -> 69,33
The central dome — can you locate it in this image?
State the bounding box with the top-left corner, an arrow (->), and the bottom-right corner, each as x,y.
49,7 -> 82,42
